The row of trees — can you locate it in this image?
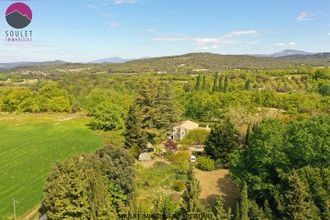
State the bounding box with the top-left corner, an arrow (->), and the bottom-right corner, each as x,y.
0,83 -> 71,112
192,74 -> 231,93
182,90 -> 329,121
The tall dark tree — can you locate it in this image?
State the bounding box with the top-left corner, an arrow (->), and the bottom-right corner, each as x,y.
212,73 -> 219,93
240,183 -> 249,220
202,75 -> 207,90
249,201 -> 265,220
213,196 -> 232,220
180,166 -> 202,215
224,75 -> 230,93
124,104 -> 147,156
285,170 -> 313,220
218,75 -> 224,92
156,82 -> 179,130
205,118 -> 240,164
43,157 -> 116,219
135,81 -> 161,142
244,79 -> 252,90
263,200 -> 273,220
235,202 -> 241,220
195,74 -> 202,91
244,123 -> 251,147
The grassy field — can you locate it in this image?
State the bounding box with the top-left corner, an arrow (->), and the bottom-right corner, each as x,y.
0,113 -> 102,219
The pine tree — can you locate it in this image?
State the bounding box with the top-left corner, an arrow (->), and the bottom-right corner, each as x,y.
212,73 -> 219,93
135,81 -> 158,130
153,82 -> 180,137
135,81 -> 159,142
205,118 -> 240,165
181,166 -> 202,215
285,170 -> 313,220
224,75 -> 230,93
124,104 -> 147,156
240,183 -> 250,220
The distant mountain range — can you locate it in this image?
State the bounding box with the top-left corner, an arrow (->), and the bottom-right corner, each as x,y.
0,61 -> 65,71
91,50 -> 323,64
254,49 -> 313,58
90,57 -> 132,64
1,50 -> 329,71
106,51 -> 330,73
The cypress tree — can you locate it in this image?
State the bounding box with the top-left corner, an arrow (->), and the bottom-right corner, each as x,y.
249,201 -> 265,220
213,196 -> 231,220
263,200 -> 273,220
241,183 -> 249,220
224,75 -> 230,93
202,75 -> 207,90
244,79 -> 252,90
244,123 -> 251,147
124,104 -> 147,156
212,73 -> 219,93
195,74 -> 201,91
218,75 -> 224,92
285,170 -> 313,220
235,202 -> 240,220
181,166 -> 202,214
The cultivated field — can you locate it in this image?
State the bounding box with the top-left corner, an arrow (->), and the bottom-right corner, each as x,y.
0,113 -> 102,218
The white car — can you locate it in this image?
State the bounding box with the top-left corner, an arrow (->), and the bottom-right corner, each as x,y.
190,155 -> 196,163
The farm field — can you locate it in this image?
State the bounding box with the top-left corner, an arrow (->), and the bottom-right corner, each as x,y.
0,113 -> 102,218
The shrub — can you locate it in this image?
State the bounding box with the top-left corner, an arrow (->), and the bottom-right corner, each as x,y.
164,150 -> 174,161
170,151 -> 190,173
164,139 -> 178,151
181,128 -> 210,145
153,161 -> 168,168
90,102 -> 125,131
215,158 -> 224,169
172,180 -> 185,192
198,156 -> 215,171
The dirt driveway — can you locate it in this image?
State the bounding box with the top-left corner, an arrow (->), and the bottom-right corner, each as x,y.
195,169 -> 239,210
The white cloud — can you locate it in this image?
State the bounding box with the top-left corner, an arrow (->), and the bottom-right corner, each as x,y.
146,28 -> 157,33
86,4 -> 99,10
274,42 -> 297,48
296,11 -> 314,21
275,43 -> 286,48
152,30 -> 259,49
111,0 -> 136,5
327,33 -> 330,36
108,21 -> 121,28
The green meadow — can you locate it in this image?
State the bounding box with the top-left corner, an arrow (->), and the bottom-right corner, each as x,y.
0,114 -> 102,218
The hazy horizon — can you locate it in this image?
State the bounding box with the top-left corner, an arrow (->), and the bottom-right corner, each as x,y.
1,0 -> 329,63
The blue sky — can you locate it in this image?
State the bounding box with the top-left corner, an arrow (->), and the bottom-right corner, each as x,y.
0,0 -> 330,62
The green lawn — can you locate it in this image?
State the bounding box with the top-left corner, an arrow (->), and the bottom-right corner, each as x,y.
0,114 -> 102,219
